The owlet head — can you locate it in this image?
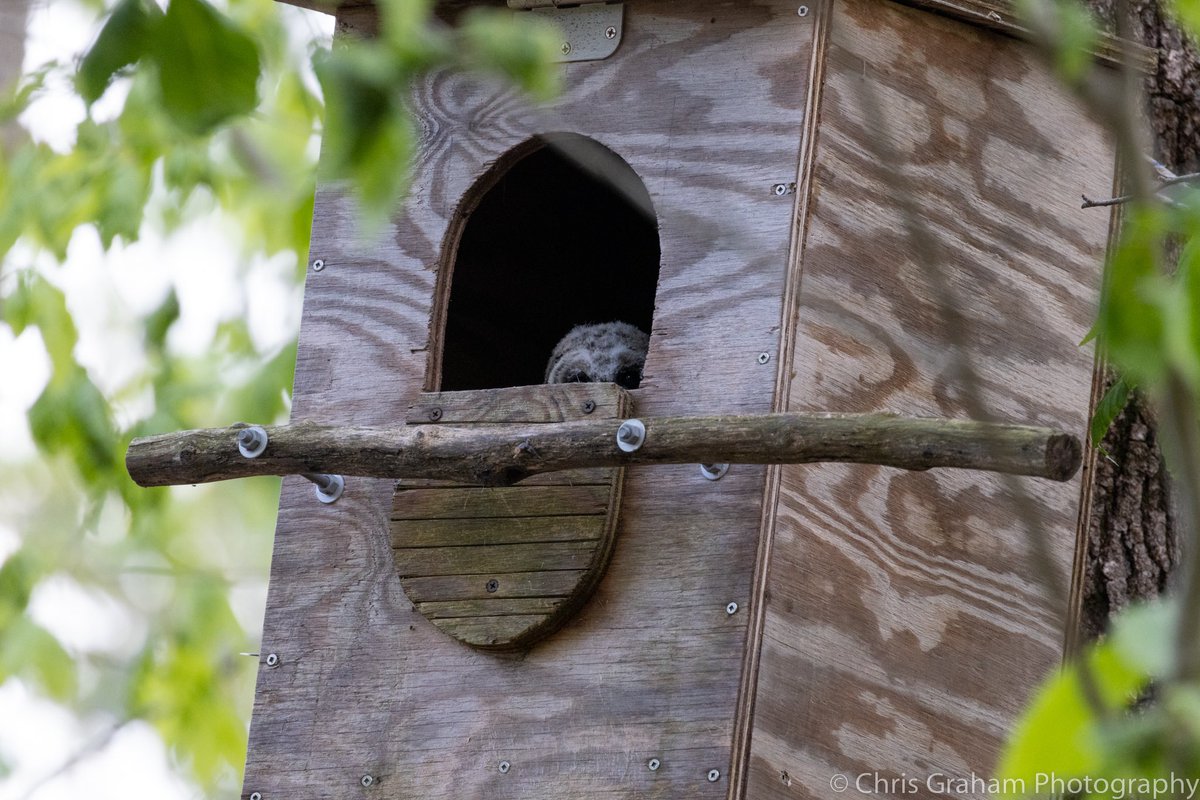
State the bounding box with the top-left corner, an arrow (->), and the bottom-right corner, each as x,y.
545,322 -> 650,390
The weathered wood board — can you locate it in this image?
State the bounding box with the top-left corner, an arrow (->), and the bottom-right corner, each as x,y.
739,1 -> 1113,797
243,1 -> 814,798
392,384 -> 631,651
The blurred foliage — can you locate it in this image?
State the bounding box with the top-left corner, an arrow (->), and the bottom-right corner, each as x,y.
0,0 -> 557,794
998,1 -> 1200,796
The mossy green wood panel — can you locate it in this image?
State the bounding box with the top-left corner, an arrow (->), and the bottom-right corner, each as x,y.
242,1 -> 814,797
741,1 -> 1114,797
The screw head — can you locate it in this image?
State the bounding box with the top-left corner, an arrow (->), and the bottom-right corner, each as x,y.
265,653 -> 279,667
582,400 -> 596,414
648,758 -> 661,771
561,42 -> 572,55
700,463 -> 730,481
250,793 -> 263,800
361,775 -> 374,787
707,769 -> 721,783
486,579 -> 499,593
758,352 -> 771,365
726,601 -> 739,615
428,408 -> 443,422
312,259 -> 325,271
605,26 -> 617,39
797,5 -> 809,16
499,761 -> 511,774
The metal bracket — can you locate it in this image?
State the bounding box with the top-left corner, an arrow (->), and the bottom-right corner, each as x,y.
509,2 -> 624,63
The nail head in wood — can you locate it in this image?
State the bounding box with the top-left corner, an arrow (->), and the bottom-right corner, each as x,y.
707,769 -> 721,782
498,761 -> 511,774
648,758 -> 661,771
265,653 -> 279,667
360,775 -> 374,787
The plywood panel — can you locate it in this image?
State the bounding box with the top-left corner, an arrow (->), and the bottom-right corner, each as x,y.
742,1 -> 1113,798
242,2 -> 814,798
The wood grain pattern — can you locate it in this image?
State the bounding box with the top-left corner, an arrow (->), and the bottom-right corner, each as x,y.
243,2 -> 813,795
391,384 -> 627,650
391,515 -> 606,546
393,484 -> 613,518
275,0 -> 1154,71
741,1 -> 1114,798
401,569 -> 588,601
408,384 -> 629,424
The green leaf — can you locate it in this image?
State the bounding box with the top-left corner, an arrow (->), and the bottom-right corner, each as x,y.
1170,0 -> 1200,39
995,641 -> 1148,793
377,0 -> 440,62
1109,599 -> 1177,679
28,370 -> 119,486
459,8 -> 563,102
1095,207 -> 1169,385
152,0 -> 261,135
1174,228 -> 1200,390
0,618 -> 78,702
143,290 -> 181,351
0,552 -> 39,632
314,46 -> 415,218
1,64 -> 50,124
77,0 -> 158,105
1014,0 -> 1100,84
1090,378 -> 1131,445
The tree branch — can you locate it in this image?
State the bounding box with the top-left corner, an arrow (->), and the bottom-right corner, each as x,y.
1081,171 -> 1200,208
126,414 -> 1082,488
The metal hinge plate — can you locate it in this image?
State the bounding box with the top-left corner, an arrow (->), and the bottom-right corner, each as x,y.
508,2 -> 624,63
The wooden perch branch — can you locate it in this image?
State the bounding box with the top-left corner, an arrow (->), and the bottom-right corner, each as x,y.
126,413 -> 1082,488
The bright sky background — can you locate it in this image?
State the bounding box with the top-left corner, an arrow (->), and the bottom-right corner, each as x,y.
0,2 -> 334,797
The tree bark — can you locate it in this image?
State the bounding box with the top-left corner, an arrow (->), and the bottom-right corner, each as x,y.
1079,0 -> 1195,638
1082,385 -> 1179,638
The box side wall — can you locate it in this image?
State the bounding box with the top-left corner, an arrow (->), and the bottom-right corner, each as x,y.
743,1 -> 1113,796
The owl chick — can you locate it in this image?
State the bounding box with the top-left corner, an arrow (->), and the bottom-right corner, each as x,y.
545,321 -> 649,390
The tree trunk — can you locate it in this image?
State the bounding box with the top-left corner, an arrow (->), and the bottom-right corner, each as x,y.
1079,0 -> 1196,638
1082,386 -> 1178,638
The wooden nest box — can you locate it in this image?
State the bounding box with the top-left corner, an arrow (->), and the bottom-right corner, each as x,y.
244,0 -> 1140,796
